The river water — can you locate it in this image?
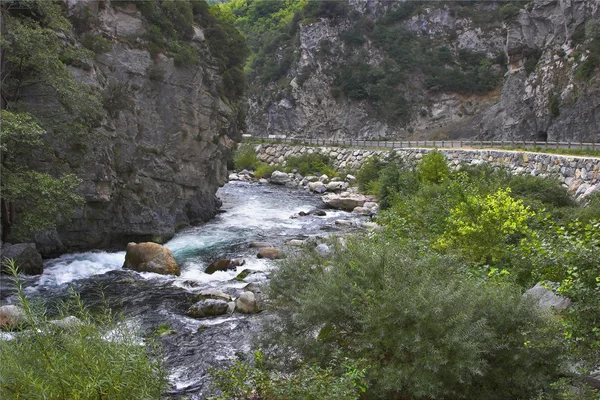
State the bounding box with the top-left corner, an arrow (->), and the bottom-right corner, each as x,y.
1,181 -> 366,398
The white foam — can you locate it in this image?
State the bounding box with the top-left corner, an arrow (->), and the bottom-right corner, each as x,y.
39,251 -> 125,287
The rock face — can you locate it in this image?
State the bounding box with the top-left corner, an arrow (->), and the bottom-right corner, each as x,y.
1,243 -> 43,275
122,242 -> 180,276
246,0 -> 599,143
26,2 -> 242,256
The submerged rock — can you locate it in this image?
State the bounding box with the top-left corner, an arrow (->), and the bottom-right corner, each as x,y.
1,243 -> 43,275
122,242 -> 180,276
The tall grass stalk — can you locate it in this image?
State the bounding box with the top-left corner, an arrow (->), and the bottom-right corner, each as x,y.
0,260 -> 167,399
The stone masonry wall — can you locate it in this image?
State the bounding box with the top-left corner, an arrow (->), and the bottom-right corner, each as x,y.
254,144 -> 600,199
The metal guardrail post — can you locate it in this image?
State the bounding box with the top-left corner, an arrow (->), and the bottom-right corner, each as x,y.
568,142 -> 571,150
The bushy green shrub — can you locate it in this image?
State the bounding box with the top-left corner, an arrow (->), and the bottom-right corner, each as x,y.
233,145 -> 260,171
285,153 -> 335,176
0,262 -> 167,399
417,150 -> 450,184
81,34 -> 112,54
209,351 -> 365,400
263,238 -> 567,400
507,175 -> 575,210
254,163 -> 281,179
356,155 -> 383,193
436,188 -> 534,264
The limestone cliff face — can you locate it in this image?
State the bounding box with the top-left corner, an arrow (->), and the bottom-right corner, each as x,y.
35,3 -> 240,255
246,0 -> 599,142
481,0 -> 600,142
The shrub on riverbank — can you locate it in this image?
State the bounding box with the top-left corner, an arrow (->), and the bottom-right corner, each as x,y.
234,145 -> 260,171
261,238 -> 569,399
284,153 -> 336,177
0,262 -> 167,399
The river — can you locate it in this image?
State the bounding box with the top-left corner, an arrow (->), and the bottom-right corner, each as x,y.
0,181 -> 366,398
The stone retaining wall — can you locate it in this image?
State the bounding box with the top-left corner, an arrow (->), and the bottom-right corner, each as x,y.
254,144 -> 600,199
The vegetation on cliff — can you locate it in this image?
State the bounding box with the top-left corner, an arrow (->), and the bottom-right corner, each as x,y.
0,1 -> 99,241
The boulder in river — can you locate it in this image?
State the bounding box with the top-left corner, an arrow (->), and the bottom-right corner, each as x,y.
1,243 -> 43,275
0,305 -> 26,330
308,181 -> 326,193
235,291 -> 258,314
256,248 -> 284,260
205,258 -> 245,274
187,299 -> 229,318
122,242 -> 180,276
270,170 -> 290,185
322,192 -> 376,211
326,181 -> 348,192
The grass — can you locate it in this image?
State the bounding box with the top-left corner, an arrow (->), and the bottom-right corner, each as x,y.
0,261 -> 167,399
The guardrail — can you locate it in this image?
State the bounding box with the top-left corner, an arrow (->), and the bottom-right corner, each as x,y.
242,137 -> 600,153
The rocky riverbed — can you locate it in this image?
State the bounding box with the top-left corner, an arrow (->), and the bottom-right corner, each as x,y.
0,180 -> 376,398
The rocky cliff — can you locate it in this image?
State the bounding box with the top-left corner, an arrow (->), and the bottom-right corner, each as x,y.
244,0 -> 599,143
32,2 -> 242,255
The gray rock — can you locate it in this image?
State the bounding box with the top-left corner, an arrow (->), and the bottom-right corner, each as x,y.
199,289 -> 232,302
322,192 -> 375,211
326,181 -> 347,192
308,181 -> 327,193
318,174 -> 329,183
1,243 -> 43,275
187,299 -> 229,318
335,219 -> 354,226
259,178 -> 269,184
525,282 -> 572,312
270,170 -> 290,185
0,305 -> 26,330
315,243 -> 331,256
235,291 -> 258,314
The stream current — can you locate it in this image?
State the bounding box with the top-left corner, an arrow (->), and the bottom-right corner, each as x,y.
0,181 -> 366,398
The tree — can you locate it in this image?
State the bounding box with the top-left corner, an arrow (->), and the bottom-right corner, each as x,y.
1,1 -> 100,241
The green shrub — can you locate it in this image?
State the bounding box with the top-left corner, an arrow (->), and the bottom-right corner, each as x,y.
209,351 -> 365,400
0,261 -> 167,399
356,155 -> 383,193
254,163 -> 281,179
417,150 -> 450,184
285,153 -> 335,176
507,175 -> 575,210
263,238 -> 568,400
233,145 -> 260,171
147,64 -> 165,81
436,188 -> 534,264
499,3 -> 522,21
81,34 -> 112,54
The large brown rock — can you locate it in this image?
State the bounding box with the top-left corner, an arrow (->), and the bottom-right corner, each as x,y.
256,248 -> 284,260
205,258 -> 244,274
122,242 -> 180,276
